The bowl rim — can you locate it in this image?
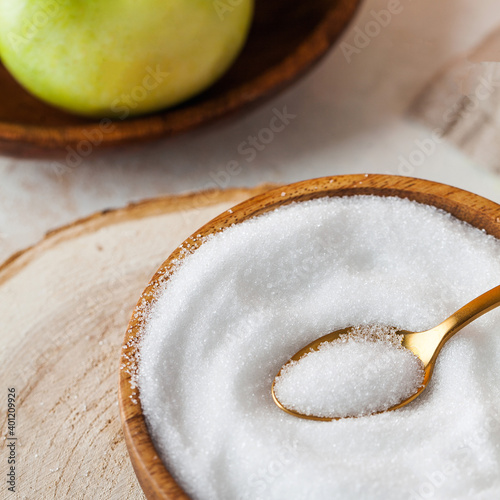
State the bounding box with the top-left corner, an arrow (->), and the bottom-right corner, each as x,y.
0,0 -> 362,156
119,173 -> 500,499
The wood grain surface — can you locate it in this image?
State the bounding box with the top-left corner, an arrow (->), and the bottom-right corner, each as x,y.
0,0 -> 360,158
120,174 -> 500,500
0,185 -> 273,500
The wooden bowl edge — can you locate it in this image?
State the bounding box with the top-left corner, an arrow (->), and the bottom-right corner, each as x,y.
119,173 -> 500,499
0,0 -> 362,156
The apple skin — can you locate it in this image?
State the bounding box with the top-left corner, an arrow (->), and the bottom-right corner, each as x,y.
0,0 -> 253,117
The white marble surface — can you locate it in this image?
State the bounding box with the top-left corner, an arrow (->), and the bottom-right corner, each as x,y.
3,0 -> 500,262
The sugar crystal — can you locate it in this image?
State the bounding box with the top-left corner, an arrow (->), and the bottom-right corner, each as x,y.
273,325 -> 424,418
138,195 -> 500,500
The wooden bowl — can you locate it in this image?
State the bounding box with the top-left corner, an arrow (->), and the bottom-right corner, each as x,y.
119,174 -> 500,500
0,0 -> 360,158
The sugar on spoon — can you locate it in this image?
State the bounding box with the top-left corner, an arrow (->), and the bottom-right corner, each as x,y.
272,284 -> 500,421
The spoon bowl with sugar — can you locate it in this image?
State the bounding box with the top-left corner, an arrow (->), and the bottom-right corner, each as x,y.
272,284 -> 500,421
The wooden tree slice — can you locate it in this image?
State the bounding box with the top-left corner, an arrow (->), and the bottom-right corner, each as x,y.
0,185 -> 273,499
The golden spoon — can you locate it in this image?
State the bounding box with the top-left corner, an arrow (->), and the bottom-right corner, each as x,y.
272,284 -> 500,421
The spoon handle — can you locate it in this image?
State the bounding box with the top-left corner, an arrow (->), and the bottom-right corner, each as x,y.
436,284 -> 500,342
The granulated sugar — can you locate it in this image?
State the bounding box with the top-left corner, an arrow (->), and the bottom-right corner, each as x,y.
273,325 -> 424,418
138,195 -> 500,500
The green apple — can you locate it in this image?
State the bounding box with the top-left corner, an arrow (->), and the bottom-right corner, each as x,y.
0,0 -> 253,117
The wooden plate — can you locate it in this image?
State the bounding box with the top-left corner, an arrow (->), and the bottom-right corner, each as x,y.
119,174 -> 500,500
0,184 -> 272,498
0,0 -> 360,158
